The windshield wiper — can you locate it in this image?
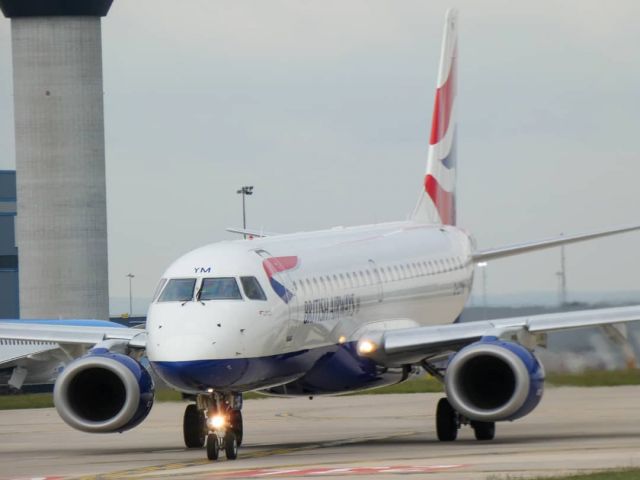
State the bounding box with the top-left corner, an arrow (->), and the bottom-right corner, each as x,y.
195,285 -> 205,305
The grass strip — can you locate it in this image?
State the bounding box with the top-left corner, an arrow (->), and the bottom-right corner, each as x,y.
2,369 -> 640,410
490,468 -> 640,480
546,368 -> 640,387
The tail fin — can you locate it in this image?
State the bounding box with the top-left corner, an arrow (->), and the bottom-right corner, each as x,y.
412,8 -> 458,225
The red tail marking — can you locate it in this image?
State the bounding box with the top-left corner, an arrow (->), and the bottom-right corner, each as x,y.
425,174 -> 455,225
429,51 -> 457,146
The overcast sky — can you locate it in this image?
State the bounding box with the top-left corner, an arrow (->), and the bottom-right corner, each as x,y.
1,1 -> 640,313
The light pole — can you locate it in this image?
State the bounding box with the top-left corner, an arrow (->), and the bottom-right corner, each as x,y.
126,273 -> 135,317
236,186 -> 254,239
477,262 -> 488,319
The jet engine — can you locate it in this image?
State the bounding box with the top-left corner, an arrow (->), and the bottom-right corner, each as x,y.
444,338 -> 544,422
53,349 -> 154,433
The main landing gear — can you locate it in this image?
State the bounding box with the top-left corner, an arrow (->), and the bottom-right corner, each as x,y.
436,397 -> 495,442
182,391 -> 243,461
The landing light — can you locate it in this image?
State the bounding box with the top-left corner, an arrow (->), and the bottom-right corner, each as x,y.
207,414 -> 226,430
358,340 -> 377,355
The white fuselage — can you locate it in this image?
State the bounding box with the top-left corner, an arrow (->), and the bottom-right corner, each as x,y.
146,221 -> 475,394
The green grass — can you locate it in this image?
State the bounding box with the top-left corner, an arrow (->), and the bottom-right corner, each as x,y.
348,374 -> 444,395
2,369 -> 640,411
489,468 -> 640,480
0,392 -> 54,410
546,368 -> 640,387
0,388 -> 267,410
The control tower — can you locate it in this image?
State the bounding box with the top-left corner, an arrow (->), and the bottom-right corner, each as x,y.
0,1 -> 113,320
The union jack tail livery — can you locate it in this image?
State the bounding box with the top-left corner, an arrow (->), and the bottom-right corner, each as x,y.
412,8 -> 458,225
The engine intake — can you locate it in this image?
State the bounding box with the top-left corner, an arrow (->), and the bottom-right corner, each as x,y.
445,338 -> 544,422
53,350 -> 154,433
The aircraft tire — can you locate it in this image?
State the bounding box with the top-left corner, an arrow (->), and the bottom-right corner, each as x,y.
224,431 -> 239,460
230,410 -> 243,446
472,421 -> 495,441
206,433 -> 219,460
436,397 -> 458,441
183,404 -> 206,448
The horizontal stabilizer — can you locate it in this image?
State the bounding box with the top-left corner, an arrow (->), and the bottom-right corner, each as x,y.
472,224 -> 640,263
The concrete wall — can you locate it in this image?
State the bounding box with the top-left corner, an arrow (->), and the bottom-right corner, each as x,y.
12,17 -> 109,319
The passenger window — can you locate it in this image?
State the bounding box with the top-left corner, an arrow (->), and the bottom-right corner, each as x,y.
240,276 -> 267,301
199,277 -> 242,300
158,278 -> 196,302
152,278 -> 167,301
379,268 -> 387,283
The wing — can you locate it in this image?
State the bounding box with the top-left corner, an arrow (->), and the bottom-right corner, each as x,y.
226,227 -> 278,238
0,320 -> 146,389
0,320 -> 147,349
357,305 -> 640,365
472,224 -> 640,262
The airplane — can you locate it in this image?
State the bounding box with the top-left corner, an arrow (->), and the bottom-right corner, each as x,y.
2,8 -> 640,462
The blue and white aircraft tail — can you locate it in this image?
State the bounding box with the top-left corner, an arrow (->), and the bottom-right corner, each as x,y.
2,8 -> 640,460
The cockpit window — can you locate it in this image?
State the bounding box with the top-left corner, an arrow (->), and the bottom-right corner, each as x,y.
152,278 -> 168,301
158,278 -> 196,302
199,277 -> 242,301
240,276 -> 267,301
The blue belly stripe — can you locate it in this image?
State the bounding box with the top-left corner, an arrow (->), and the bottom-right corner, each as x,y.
151,342 -> 403,395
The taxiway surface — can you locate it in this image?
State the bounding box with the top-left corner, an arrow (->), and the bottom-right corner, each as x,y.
1,386 -> 639,479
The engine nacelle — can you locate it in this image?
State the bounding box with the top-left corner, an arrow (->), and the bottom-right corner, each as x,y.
53,349 -> 154,433
444,338 -> 544,422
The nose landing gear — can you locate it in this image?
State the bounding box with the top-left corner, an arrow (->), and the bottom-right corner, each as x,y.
182,391 -> 243,461
183,403 -> 206,448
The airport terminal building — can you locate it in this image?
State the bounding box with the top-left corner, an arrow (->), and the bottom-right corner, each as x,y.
0,170 -> 18,318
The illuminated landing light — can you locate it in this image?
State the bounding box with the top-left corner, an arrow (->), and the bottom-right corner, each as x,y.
207,388 -> 214,393
207,414 -> 226,430
358,340 -> 377,355
338,335 -> 347,344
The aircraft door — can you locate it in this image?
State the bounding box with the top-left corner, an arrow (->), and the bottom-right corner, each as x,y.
368,259 -> 384,302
